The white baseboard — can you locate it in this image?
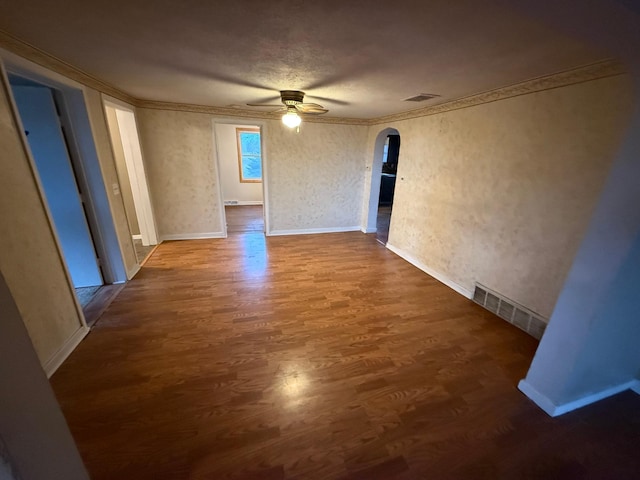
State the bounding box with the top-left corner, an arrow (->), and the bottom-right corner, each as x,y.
224,201 -> 263,206
361,227 -> 377,234
385,243 -> 473,299
518,378 -> 640,417
161,232 -> 226,241
268,226 -> 361,236
43,325 -> 89,378
132,234 -> 142,240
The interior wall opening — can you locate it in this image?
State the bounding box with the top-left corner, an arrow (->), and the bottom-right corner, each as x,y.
214,123 -> 265,235
8,74 -> 105,310
377,134 -> 400,244
365,127 -> 401,244
103,101 -> 158,264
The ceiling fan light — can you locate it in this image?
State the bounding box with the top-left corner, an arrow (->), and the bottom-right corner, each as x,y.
282,111 -> 301,128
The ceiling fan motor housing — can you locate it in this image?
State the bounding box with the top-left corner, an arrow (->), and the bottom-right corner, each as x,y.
280,90 -> 305,105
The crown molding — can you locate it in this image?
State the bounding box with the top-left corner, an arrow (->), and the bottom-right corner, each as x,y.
0,30 -> 625,127
0,29 -> 137,104
370,59 -> 626,125
135,99 -> 371,125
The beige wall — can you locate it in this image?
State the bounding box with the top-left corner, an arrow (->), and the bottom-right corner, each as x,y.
105,106 -> 140,235
137,109 -> 369,237
136,108 -> 224,238
0,76 -> 83,365
370,74 -> 634,318
266,121 -> 368,233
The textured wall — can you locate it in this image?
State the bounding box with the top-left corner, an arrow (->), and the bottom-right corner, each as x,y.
370,75 -> 633,318
137,108 -> 224,237
215,123 -> 263,204
0,77 -> 82,364
137,109 -> 368,236
266,120 -> 368,232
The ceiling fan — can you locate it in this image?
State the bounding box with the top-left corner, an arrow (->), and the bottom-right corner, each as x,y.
247,90 -> 328,129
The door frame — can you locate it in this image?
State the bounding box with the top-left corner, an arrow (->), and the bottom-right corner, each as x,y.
364,127 -> 400,233
212,118 -> 270,236
1,50 -> 128,290
10,82 -> 105,287
103,98 -> 158,246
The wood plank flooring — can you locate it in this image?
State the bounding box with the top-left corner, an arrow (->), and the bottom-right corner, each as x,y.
51,232 -> 640,479
226,205 -> 264,233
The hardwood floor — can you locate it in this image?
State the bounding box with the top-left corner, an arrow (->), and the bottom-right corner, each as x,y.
82,283 -> 125,327
226,205 -> 264,233
51,232 -> 640,479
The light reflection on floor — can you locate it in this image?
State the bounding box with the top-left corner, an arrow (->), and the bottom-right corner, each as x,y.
238,232 -> 268,279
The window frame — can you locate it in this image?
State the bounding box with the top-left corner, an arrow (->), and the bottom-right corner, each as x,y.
235,127 -> 262,183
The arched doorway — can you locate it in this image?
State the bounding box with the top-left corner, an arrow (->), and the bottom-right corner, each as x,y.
364,128 -> 401,244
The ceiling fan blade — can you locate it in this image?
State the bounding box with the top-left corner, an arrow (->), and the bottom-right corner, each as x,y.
307,95 -> 350,106
246,103 -> 283,107
295,103 -> 329,114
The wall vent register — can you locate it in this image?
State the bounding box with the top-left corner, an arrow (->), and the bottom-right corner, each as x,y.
473,284 -> 547,340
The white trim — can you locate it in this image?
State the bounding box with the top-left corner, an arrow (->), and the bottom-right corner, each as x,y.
211,124 -> 228,238
132,234 -> 142,240
212,118 -> 270,238
113,108 -> 158,246
43,325 -> 89,378
161,232 -> 226,241
224,200 -> 264,206
518,378 -> 640,417
362,227 -> 377,234
268,226 -> 361,236
385,243 -> 473,299
102,94 -> 136,112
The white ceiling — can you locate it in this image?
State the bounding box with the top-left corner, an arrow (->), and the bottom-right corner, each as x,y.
0,0 -> 613,118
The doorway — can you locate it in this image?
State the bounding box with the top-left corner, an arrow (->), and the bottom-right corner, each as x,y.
214,123 -> 265,235
103,101 -> 158,264
9,75 -> 104,307
364,128 -> 401,245
377,134 -> 400,244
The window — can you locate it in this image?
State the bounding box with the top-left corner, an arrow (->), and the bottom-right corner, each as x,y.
382,136 -> 390,163
236,128 -> 262,182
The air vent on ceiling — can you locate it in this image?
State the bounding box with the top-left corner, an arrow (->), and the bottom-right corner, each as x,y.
473,284 -> 547,340
404,93 -> 440,102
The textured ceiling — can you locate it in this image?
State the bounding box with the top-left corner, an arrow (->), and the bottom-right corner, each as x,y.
0,0 -> 613,118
